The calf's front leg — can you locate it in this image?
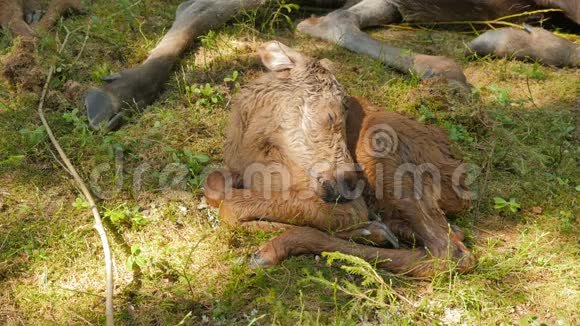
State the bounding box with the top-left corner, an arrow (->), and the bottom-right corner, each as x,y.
219,188 -> 370,232
204,170 -> 396,246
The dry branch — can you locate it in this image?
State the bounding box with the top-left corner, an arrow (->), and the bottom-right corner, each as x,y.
385,8 -> 565,34
36,29 -> 114,326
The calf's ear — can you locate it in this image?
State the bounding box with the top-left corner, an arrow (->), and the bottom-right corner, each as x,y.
259,41 -> 304,71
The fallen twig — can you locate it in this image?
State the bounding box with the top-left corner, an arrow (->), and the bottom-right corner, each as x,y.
36,28 -> 114,326
385,8 -> 564,34
74,23 -> 92,63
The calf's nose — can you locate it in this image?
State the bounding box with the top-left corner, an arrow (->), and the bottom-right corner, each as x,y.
320,170 -> 361,203
321,180 -> 348,203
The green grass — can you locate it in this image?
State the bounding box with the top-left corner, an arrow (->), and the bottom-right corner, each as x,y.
1,1 -> 579,324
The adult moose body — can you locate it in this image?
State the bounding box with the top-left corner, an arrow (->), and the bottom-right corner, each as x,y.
85,0 -> 580,130
204,41 -> 475,277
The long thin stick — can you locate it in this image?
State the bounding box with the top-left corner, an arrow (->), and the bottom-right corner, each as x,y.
37,36 -> 114,326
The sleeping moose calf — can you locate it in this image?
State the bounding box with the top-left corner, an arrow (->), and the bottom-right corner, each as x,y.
204,41 -> 476,277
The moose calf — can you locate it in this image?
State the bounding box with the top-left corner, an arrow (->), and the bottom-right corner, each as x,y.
205,42 -> 475,277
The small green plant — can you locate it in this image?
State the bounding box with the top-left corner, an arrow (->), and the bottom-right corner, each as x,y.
302,252 -> 402,319
62,108 -> 94,147
489,85 -> 512,107
198,30 -> 222,67
186,83 -> 224,107
490,110 -> 514,127
556,177 -> 569,186
19,125 -> 46,148
0,155 -> 25,167
520,314 -> 541,326
556,210 -> 575,233
72,197 -> 90,210
417,105 -> 436,124
406,63 -> 421,87
512,63 -> 545,80
126,244 -> 147,270
493,197 -> 521,213
91,63 -> 113,83
444,122 -> 474,143
164,146 -> 210,189
116,0 -> 139,27
199,30 -> 219,52
104,204 -> 147,228
261,0 -> 299,33
98,134 -> 125,159
224,70 -> 241,89
238,0 -> 299,35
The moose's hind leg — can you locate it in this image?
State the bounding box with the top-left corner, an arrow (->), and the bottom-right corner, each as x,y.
84,0 -> 265,131
297,0 -> 467,85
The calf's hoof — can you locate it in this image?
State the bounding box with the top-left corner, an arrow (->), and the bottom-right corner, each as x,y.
203,170 -> 227,208
456,249 -> 476,273
355,221 -> 400,248
248,250 -> 276,270
25,10 -> 44,24
450,238 -> 476,274
425,234 -> 476,275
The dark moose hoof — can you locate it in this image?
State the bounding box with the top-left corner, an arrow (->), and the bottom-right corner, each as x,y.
85,88 -> 125,131
84,56 -> 175,131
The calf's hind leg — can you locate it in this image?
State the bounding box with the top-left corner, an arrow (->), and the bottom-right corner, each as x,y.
254,225 -> 436,277
297,0 -> 467,84
384,194 -> 475,274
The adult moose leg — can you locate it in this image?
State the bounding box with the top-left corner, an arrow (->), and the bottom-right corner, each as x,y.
297,0 -> 467,84
0,0 -> 35,38
85,0 -> 266,130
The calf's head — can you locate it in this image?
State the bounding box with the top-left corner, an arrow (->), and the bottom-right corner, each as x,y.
251,42 -> 359,202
